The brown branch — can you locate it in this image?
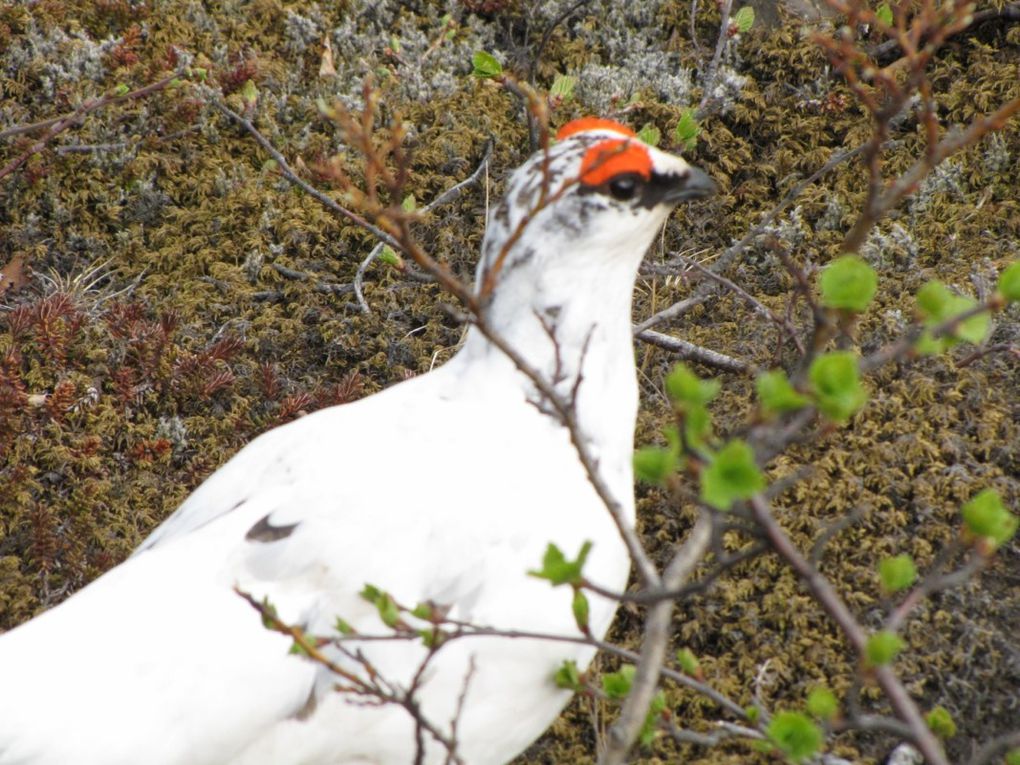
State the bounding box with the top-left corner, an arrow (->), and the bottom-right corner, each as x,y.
0,71 -> 185,183
843,95 -> 1020,252
748,496 -> 949,765
205,95 -> 401,252
636,329 -> 752,374
868,2 -> 1020,60
697,0 -> 735,118
965,729 -> 1020,765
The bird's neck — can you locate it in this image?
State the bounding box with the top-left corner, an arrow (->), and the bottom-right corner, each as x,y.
449,268 -> 640,461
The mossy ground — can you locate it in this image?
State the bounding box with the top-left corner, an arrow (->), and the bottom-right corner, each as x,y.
0,1 -> 1017,763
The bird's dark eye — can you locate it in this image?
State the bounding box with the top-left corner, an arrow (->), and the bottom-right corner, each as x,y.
607,174 -> 640,201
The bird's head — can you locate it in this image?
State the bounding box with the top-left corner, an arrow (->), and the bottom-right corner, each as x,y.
476,117 -> 715,303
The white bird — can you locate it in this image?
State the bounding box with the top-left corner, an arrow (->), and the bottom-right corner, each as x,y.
0,118 -> 713,765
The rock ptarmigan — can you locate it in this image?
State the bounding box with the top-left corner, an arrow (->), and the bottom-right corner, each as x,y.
0,118 -> 714,765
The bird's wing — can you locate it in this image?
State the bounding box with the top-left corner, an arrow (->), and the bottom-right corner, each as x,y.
0,374 -> 594,765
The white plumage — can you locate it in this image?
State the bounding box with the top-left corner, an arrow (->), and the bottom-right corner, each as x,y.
0,119 -> 713,765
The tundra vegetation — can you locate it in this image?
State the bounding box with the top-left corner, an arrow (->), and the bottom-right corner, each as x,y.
0,1 -> 1018,763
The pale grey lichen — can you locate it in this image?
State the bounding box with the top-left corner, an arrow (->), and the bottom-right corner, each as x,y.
860,222 -> 920,265
982,132 -> 1010,175
576,53 -> 694,114
815,194 -> 845,232
908,160 -> 966,214
3,19 -> 121,99
705,66 -> 748,115
757,205 -> 809,249
327,1 -> 498,107
157,416 -> 189,452
285,7 -> 325,56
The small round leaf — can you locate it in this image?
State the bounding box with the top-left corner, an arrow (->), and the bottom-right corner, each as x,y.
819,255 -> 878,312
699,439 -> 765,511
998,260 -> 1020,301
865,630 -> 905,666
878,554 -> 917,594
806,686 -> 838,720
766,711 -> 823,763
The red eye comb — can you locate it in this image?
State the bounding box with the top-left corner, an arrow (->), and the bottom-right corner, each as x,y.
578,139 -> 652,186
556,117 -> 637,141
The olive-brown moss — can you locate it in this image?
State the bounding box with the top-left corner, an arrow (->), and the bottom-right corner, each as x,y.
1,1 -> 1017,763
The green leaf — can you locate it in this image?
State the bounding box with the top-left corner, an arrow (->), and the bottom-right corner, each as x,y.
418,627 -> 445,648
1005,748 -> 1020,765
572,590 -> 590,633
377,245 -> 403,267
360,584 -> 383,603
334,617 -> 355,635
189,67 -> 208,82
602,665 -> 635,699
554,660 -> 582,690
112,83 -> 130,97
878,554 -> 917,593
674,109 -> 700,151
865,630 -> 905,666
639,690 -> 667,746
633,446 -> 678,485
699,439 -> 766,511
819,255 -> 878,312
529,541 -> 593,586
683,405 -> 714,453
401,194 -> 416,212
998,261 -> 1020,301
961,489 -> 1018,549
637,123 -> 661,147
258,596 -> 278,629
676,648 -> 701,676
916,280 -> 954,319
665,363 -> 720,407
766,711 -> 823,763
756,369 -> 809,416
733,5 -> 755,32
376,593 -> 400,628
411,602 -> 433,620
745,706 -> 760,723
289,638 -> 310,656
550,74 -> 576,99
806,686 -> 838,720
925,706 -> 957,738
955,309 -> 992,345
239,79 -> 259,107
471,51 -> 503,78
914,330 -> 948,356
875,2 -> 893,26
915,280 -> 991,348
360,584 -> 400,627
809,351 -> 868,424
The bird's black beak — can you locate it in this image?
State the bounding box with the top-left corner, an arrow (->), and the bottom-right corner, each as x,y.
662,166 -> 716,203
640,166 -> 716,208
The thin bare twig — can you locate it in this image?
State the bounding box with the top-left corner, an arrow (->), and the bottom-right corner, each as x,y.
0,71 -> 185,183
965,729 -> 1020,765
353,141 -> 493,314
868,2 -> 1020,60
697,0 -> 735,117
206,94 -> 400,251
636,329 -> 751,373
633,143 -> 868,335
600,513 -> 714,765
